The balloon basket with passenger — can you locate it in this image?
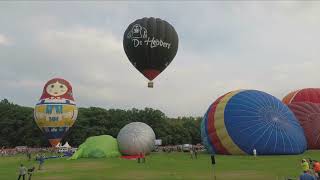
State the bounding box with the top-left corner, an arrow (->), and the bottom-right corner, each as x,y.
147,81 -> 153,88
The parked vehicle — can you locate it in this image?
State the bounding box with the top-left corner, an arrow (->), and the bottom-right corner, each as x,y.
182,144 -> 192,152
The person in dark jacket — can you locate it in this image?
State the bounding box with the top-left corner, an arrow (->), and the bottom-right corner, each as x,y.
27,166 -> 35,180
38,155 -> 45,170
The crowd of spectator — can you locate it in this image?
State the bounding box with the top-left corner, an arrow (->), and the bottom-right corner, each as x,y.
154,144 -> 205,153
0,146 -> 58,157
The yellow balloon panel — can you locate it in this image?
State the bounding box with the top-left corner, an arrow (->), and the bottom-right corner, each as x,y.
34,103 -> 78,128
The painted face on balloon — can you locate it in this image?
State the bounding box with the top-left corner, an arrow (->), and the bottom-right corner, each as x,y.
46,81 -> 68,97
40,78 -> 74,101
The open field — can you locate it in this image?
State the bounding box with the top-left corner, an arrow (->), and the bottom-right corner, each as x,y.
1,151 -> 320,180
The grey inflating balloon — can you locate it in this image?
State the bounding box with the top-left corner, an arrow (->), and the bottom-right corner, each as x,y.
117,122 -> 156,155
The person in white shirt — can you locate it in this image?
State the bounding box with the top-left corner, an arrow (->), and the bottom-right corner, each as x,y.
253,148 -> 257,159
18,164 -> 27,180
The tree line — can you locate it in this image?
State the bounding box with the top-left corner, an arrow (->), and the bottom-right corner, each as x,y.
0,99 -> 202,147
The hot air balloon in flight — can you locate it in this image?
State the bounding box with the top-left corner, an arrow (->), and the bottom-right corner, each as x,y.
123,17 -> 179,88
201,90 -> 307,155
34,78 -> 78,147
288,102 -> 320,149
283,88 -> 320,104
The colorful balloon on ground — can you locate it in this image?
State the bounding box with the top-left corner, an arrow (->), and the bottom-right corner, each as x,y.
201,90 -> 307,155
283,88 -> 320,104
123,17 -> 179,87
288,102 -> 320,149
117,122 -> 155,155
34,78 -> 78,147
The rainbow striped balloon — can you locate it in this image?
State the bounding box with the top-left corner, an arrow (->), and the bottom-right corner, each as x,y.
201,90 -> 307,155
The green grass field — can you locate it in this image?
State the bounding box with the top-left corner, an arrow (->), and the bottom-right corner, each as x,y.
1,151 -> 319,180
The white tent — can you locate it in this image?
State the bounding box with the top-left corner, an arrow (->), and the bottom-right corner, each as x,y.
62,142 -> 71,148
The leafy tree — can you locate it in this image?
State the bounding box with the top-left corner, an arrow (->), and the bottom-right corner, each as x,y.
0,99 -> 202,147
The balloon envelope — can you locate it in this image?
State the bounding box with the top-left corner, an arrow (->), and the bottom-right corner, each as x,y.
201,90 -> 307,155
34,78 -> 78,147
288,102 -> 320,149
283,88 -> 320,104
70,135 -> 121,159
117,122 -> 155,155
123,17 -> 179,81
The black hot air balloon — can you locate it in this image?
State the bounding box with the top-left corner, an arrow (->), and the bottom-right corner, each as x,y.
123,17 -> 179,88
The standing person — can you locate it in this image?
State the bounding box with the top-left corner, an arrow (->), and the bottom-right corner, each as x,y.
27,151 -> 31,161
309,158 -> 314,166
38,155 -> 45,170
302,159 -> 310,173
27,166 -> 35,180
17,164 -> 27,180
35,154 -> 39,161
253,148 -> 257,159
190,147 -> 194,159
313,161 -> 320,179
142,152 -> 146,163
137,152 -> 142,164
300,171 -> 316,180
194,147 -> 198,159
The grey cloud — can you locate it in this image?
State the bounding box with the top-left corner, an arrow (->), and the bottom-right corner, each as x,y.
1,2 -> 320,117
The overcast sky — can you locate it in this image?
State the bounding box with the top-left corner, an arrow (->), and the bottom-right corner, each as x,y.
0,2 -> 319,117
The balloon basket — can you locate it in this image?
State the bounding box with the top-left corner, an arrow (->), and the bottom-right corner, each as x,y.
148,81 -> 154,88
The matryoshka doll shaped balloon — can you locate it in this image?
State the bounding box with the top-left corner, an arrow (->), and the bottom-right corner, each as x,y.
34,78 -> 78,147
